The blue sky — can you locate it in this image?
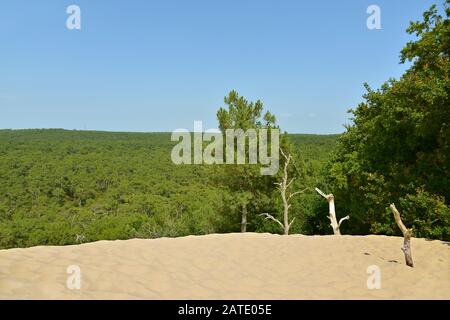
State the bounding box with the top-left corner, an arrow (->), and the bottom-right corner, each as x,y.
0,0 -> 439,133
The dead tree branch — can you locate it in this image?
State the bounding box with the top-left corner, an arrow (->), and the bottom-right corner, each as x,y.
390,203 -> 414,267
315,187 -> 349,235
261,149 -> 307,235
259,213 -> 284,230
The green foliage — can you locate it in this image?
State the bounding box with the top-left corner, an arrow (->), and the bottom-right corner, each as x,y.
324,2 -> 450,240
217,90 -> 276,130
0,129 -> 337,248
216,90 -> 280,232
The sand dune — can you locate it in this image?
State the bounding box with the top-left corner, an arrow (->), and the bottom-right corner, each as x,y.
0,233 -> 449,299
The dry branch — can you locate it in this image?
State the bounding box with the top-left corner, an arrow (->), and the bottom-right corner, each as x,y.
259,213 -> 284,230
315,187 -> 349,235
390,204 -> 414,267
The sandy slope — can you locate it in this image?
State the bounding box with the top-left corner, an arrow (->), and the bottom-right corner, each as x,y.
0,233 -> 449,299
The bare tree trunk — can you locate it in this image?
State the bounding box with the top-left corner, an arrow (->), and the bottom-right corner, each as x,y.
390,204 -> 414,267
283,195 -> 289,235
241,203 -> 247,233
281,151 -> 290,235
315,188 -> 349,235
260,149 -> 303,235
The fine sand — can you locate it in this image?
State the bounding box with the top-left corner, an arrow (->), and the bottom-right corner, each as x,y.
0,233 -> 449,299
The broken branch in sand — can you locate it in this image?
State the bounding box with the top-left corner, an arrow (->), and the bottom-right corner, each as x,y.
315,187 -> 349,235
390,203 -> 414,267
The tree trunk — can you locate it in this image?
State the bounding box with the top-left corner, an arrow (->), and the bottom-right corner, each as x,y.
390,204 -> 414,267
279,149 -> 293,235
260,149 -> 303,235
327,194 -> 340,235
315,188 -> 349,235
241,203 -> 247,233
281,186 -> 289,235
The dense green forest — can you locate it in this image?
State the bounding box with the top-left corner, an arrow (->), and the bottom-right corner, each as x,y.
325,2 -> 450,240
0,129 -> 338,248
0,2 -> 448,249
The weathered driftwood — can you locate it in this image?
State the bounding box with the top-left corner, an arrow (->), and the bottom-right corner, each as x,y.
390,203 -> 414,267
260,149 -> 306,235
315,187 -> 349,235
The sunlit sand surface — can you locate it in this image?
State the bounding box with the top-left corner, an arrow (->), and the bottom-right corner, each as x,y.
0,233 -> 449,299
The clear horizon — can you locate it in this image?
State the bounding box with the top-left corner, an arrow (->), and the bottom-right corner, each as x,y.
0,0 -> 438,134
0,127 -> 341,136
